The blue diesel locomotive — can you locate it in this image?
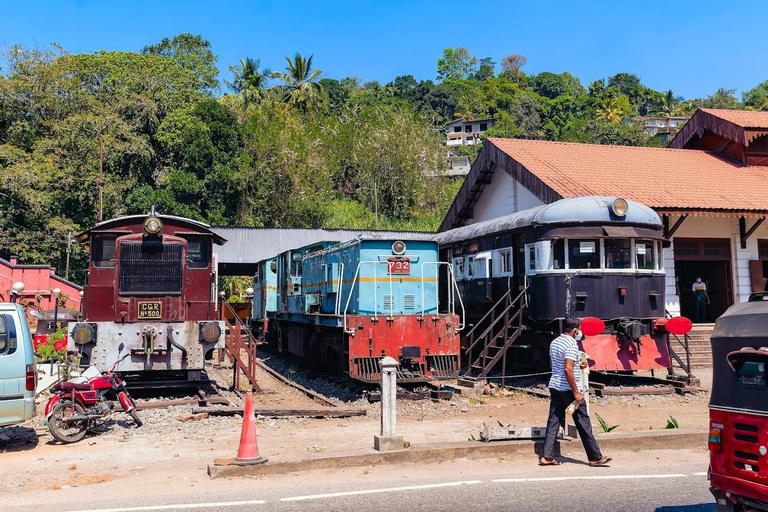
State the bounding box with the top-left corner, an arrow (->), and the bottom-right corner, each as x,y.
252,237 -> 463,383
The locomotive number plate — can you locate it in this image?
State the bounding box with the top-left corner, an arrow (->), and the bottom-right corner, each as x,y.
137,301 -> 162,319
387,257 -> 411,275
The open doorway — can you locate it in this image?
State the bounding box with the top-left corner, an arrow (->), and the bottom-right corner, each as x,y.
674,238 -> 732,323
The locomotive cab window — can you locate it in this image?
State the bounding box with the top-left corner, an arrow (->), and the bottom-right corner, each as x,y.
466,256 -> 476,279
568,239 -> 599,269
604,239 -> 631,269
635,240 -> 656,270
93,235 -> 118,268
290,252 -> 303,278
182,236 -> 211,269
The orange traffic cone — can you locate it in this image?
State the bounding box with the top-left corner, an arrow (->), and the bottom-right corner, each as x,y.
232,390 -> 267,466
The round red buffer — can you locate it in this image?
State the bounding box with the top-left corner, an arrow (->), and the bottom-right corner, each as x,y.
664,316 -> 693,336
580,317 -> 606,336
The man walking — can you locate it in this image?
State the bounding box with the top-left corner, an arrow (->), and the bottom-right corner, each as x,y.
540,316 -> 611,467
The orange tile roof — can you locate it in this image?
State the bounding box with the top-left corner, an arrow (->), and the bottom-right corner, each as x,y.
487,138 -> 768,212
698,109 -> 768,129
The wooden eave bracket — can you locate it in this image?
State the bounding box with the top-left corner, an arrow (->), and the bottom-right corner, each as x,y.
740,216 -> 766,249
663,214 -> 688,240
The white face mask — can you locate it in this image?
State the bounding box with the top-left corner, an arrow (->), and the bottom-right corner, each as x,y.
574,329 -> 584,342
696,279 -> 702,283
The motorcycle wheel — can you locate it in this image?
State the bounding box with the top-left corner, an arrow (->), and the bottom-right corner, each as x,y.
49,401 -> 88,443
129,408 -> 143,427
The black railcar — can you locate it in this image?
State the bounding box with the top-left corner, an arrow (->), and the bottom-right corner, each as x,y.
436,196 -> 691,373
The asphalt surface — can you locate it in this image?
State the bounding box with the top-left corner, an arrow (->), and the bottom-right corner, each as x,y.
8,456 -> 716,512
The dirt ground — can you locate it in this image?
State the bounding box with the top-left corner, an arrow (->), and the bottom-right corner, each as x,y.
0,365 -> 711,497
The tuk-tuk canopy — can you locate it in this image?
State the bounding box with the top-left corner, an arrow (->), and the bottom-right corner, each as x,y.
710,297 -> 768,414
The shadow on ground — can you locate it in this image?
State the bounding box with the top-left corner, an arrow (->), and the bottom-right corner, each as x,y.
0,426 -> 39,452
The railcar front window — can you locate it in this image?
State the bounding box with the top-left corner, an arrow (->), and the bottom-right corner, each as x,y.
552,240 -> 565,269
635,240 -> 656,270
568,239 -> 599,269
604,239 -> 631,269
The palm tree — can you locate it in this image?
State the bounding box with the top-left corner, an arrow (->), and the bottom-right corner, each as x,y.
225,58 -> 271,106
271,53 -> 328,112
596,99 -> 622,123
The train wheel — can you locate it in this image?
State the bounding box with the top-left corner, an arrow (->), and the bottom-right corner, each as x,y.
49,402 -> 88,444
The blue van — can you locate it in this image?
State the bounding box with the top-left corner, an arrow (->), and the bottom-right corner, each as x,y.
0,303 -> 36,427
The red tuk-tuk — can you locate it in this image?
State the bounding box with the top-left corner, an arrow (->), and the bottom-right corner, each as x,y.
709,293 -> 768,511
32,309 -> 79,352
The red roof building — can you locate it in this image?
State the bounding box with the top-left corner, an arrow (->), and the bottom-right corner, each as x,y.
0,255 -> 83,314
440,109 -> 768,321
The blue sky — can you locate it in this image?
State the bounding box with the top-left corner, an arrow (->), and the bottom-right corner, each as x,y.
1,0 -> 765,100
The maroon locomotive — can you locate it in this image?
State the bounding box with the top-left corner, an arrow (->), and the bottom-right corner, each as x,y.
67,207 -> 227,381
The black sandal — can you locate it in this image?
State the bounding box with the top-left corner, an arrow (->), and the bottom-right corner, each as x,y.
588,456 -> 612,467
539,458 -> 562,466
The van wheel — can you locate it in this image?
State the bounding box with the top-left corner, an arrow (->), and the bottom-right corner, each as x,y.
49,402 -> 88,443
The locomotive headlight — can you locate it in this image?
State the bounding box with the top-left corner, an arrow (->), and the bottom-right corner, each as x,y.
392,240 -> 406,255
199,322 -> 222,343
71,322 -> 96,345
611,198 -> 629,217
144,216 -> 163,235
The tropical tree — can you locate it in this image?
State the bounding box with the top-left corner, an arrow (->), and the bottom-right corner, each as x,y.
142,33 -> 219,93
436,47 -> 478,82
225,57 -> 271,107
271,53 -> 327,112
596,99 -> 623,123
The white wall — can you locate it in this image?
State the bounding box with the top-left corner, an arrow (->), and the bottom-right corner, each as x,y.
470,171 -> 544,223
668,215 -> 768,308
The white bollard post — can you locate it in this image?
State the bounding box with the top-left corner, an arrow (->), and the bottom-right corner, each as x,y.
374,356 -> 404,451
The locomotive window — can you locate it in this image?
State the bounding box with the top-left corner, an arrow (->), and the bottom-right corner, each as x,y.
604,239 -> 631,269
290,252 -> 302,278
183,236 -> 210,269
568,239 -> 600,269
635,240 -> 656,270
93,236 -> 117,268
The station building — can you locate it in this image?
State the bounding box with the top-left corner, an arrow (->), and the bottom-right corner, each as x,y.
439,108 -> 768,322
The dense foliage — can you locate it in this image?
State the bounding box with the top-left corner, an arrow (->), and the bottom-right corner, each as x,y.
0,38 -> 763,283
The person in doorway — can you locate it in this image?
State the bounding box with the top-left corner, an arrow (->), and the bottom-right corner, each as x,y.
692,277 -> 710,323
540,317 -> 611,467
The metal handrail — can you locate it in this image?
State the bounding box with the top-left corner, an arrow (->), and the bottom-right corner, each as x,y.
466,289 -> 525,356
343,260 -> 393,333
464,289 -> 512,342
419,261 -> 465,331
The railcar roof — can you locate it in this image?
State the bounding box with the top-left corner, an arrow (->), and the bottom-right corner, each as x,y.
75,214 -> 227,245
435,196 -> 661,245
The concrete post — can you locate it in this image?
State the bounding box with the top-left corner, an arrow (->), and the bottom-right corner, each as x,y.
374,356 -> 404,451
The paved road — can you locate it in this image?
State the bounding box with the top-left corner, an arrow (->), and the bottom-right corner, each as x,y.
8,452 -> 715,512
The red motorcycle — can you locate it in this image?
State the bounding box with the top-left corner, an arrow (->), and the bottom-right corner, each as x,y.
45,360 -> 143,443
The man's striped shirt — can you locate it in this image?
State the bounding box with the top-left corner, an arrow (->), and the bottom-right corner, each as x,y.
548,333 -> 581,392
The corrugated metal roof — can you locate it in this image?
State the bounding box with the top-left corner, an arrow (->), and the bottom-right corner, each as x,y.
211,228 -> 436,264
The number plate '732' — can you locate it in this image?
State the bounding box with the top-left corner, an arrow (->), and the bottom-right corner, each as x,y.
387,257 -> 411,275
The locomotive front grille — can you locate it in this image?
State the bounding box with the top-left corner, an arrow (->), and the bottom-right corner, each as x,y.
119,242 -> 183,295
426,354 -> 459,378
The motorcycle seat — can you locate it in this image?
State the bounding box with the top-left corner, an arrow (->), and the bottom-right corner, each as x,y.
51,382 -> 92,391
